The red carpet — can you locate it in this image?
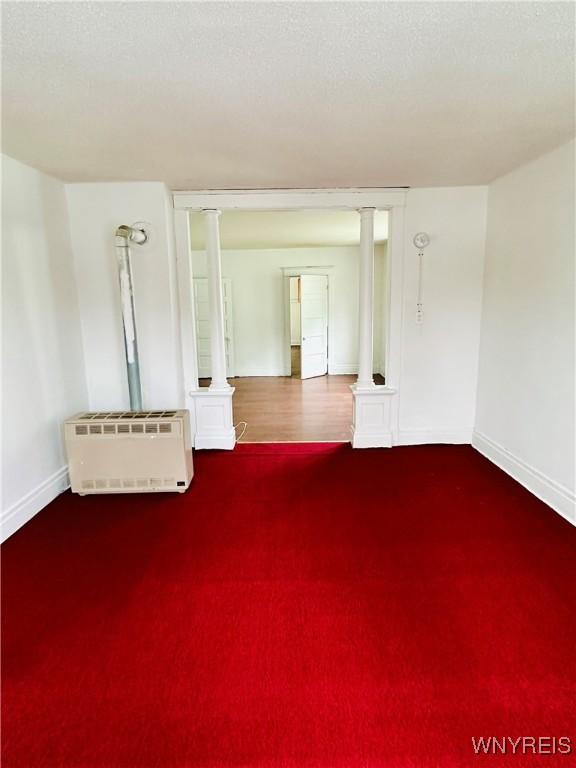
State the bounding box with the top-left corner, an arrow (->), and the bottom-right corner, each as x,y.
2,444 -> 575,767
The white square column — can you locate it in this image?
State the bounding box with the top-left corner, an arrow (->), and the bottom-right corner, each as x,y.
192,388 -> 236,449
351,387 -> 396,448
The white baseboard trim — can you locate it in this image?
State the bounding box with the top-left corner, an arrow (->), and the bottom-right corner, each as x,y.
1,466 -> 69,543
352,430 -> 393,448
472,430 -> 575,526
328,363 -> 358,375
234,369 -> 288,378
396,428 -> 473,446
194,430 -> 236,450
327,364 -> 383,376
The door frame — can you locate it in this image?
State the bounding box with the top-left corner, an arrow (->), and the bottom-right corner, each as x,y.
173,188 -> 407,446
281,266 -> 334,377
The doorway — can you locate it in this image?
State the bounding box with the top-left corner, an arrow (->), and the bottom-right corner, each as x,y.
288,274 -> 329,380
177,193 -> 406,450
188,209 -> 388,441
289,276 -> 301,377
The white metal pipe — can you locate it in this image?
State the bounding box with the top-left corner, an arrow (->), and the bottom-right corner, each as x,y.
115,225 -> 147,410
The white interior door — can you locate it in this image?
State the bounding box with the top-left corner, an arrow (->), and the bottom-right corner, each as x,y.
194,278 -> 235,379
300,274 -> 328,379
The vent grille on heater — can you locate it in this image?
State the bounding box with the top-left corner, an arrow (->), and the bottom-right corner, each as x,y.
75,422 -> 172,436
78,411 -> 177,420
81,478 -> 177,490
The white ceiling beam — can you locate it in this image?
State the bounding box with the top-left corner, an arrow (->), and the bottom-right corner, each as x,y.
172,189 -> 408,211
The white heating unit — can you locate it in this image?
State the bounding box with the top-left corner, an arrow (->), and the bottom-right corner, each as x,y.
64,410 -> 193,495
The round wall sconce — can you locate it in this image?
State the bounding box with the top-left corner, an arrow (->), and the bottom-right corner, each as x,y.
413,232 -> 430,250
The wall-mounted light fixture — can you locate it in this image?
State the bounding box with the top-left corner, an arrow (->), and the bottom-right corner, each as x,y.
413,232 -> 430,324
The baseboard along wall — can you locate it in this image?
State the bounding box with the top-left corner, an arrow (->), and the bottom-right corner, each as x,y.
472,430 -> 575,526
1,466 -> 70,543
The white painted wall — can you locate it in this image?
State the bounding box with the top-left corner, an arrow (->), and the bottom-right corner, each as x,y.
398,187 -> 488,443
474,139 -> 575,522
66,183 -> 183,411
190,245 -> 386,377
2,155 -> 88,540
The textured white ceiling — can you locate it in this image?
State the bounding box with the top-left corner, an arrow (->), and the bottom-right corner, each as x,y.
189,210 -> 388,249
2,2 -> 574,188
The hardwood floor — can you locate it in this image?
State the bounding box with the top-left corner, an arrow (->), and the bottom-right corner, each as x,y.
290,345 -> 301,377
232,375 -> 354,443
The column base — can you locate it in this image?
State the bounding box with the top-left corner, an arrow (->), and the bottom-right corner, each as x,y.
351,381 -> 376,393
351,385 -> 397,449
208,381 -> 233,393
189,387 -> 236,450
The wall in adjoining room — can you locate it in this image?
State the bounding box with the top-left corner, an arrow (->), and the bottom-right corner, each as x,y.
191,244 -> 387,377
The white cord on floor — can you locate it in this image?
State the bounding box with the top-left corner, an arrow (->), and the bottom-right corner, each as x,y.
234,421 -> 248,441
